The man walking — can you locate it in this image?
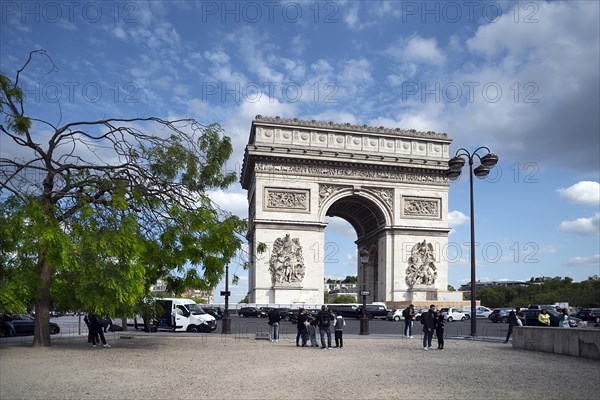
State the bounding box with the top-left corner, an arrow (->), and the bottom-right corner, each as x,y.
422,304 -> 436,350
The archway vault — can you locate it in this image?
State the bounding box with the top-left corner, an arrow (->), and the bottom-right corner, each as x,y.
241,116 -> 452,305
321,188 -> 391,241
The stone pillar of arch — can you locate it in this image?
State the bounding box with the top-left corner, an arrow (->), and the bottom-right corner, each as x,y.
240,116 -> 452,305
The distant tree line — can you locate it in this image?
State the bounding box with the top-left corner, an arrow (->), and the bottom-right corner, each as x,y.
477,277 -> 600,308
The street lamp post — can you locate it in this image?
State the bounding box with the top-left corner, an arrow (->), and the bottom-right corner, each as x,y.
221,264 -> 231,334
359,247 -> 370,335
447,147 -> 498,338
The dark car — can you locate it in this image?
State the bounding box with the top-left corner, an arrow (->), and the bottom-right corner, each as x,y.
575,308 -> 600,323
488,308 -> 515,323
238,307 -> 267,318
202,306 -> 224,320
0,314 -> 60,336
521,309 -> 581,327
355,304 -> 389,320
327,305 -> 360,318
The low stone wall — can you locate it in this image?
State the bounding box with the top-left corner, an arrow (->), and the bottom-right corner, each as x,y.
512,326 -> 600,360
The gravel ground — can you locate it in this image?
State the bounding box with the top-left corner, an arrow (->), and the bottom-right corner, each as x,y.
1,333 -> 599,400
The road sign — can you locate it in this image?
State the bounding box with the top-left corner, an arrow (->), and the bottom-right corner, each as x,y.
360,290 -> 370,296
220,291 -> 231,296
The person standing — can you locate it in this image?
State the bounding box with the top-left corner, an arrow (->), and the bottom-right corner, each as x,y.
504,310 -> 518,343
403,304 -> 416,338
538,309 -> 551,326
334,312 -> 346,348
559,308 -> 570,328
434,310 -> 445,350
295,308 -> 309,347
268,308 -> 281,342
317,305 -> 333,349
308,316 -> 319,347
422,304 -> 436,350
88,313 -> 110,348
1,313 -> 16,337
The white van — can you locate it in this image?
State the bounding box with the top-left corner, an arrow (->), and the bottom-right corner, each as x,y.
155,298 -> 217,333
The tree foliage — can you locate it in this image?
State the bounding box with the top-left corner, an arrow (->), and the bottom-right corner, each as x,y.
0,50 -> 246,346
478,277 -> 600,308
330,294 -> 358,304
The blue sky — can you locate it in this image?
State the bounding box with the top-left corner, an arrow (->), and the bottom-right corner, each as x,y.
1,1 -> 599,303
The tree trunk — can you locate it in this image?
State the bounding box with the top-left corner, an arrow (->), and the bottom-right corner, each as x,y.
121,318 -> 127,331
33,256 -> 52,347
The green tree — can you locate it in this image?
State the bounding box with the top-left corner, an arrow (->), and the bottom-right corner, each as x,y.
331,294 -> 357,304
0,51 -> 246,346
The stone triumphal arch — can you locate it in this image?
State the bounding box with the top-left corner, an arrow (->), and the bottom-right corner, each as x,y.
240,116 -> 452,305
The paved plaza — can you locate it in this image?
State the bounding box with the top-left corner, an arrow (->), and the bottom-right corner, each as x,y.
1,332 -> 599,399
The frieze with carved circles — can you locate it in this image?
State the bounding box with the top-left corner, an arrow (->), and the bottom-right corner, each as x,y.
254,115 -> 449,139
402,197 -> 441,219
254,162 -> 448,184
264,187 -> 310,212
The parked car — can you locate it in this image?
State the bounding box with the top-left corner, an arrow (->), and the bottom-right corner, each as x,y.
440,307 -> 466,322
355,304 -> 389,320
462,306 -> 493,319
488,308 -> 515,323
0,314 -> 60,336
521,309 -> 581,327
387,309 -> 403,321
238,307 -> 267,318
327,305 -> 360,318
202,306 -> 224,320
575,308 -> 600,323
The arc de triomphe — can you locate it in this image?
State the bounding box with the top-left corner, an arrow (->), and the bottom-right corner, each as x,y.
240,116 -> 452,305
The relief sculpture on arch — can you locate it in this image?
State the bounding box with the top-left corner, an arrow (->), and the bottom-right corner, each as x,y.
268,234 -> 306,285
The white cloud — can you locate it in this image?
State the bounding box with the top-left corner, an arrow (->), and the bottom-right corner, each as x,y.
325,216 -> 357,240
560,213 -> 600,236
203,49 -> 229,64
565,254 -> 600,266
448,211 -> 469,227
450,1 -> 600,172
558,181 -> 600,206
385,35 -> 446,66
207,189 -> 248,219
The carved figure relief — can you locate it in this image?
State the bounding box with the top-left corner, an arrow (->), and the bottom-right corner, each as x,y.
269,234 -> 306,285
264,188 -> 309,211
365,187 -> 394,211
403,197 -> 441,218
405,240 -> 437,288
318,184 -> 347,206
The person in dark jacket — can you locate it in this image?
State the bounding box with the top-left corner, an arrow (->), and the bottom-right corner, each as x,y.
88,313 -> 110,348
2,313 -> 16,337
422,304 -> 436,350
316,305 -> 333,349
504,310 -> 518,343
295,308 -> 309,347
434,310 -> 445,350
268,308 -> 281,342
